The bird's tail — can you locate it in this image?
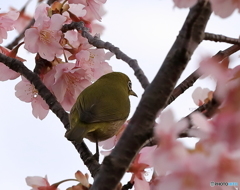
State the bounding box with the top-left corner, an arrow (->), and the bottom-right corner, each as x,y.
65,126 -> 86,143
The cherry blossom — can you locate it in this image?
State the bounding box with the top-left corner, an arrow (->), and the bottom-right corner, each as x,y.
128,154 -> 150,190
76,49 -> 113,81
154,153 -> 214,190
198,111 -> 240,152
43,62 -> 91,111
10,7 -> 32,33
209,143 -> 240,183
210,0 -> 240,18
24,4 -> 66,61
0,10 -> 19,44
68,3 -> 87,18
173,0 -> 240,18
173,0 -> 197,8
99,121 -> 128,150
0,61 -> 20,81
68,0 -> 106,21
0,46 -> 23,81
153,110 -> 189,175
26,175 -> 59,190
192,87 -> 212,106
198,57 -> 231,100
15,77 -> 49,120
190,112 -> 213,135
74,170 -> 90,188
126,146 -> 156,190
64,30 -> 92,60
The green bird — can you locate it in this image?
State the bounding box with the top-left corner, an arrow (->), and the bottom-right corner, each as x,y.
65,72 -> 137,158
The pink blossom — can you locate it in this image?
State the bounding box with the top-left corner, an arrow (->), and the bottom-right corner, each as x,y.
68,3 -> 87,18
128,153 -> 150,190
10,7 -> 32,33
154,154 -> 214,190
198,57 -> 231,100
133,177 -> 150,190
130,146 -> 159,190
209,144 -> 240,183
0,10 -> 19,43
64,30 -> 91,50
26,175 -> 59,190
90,22 -> 105,35
173,0 -> 240,18
76,49 -> 112,81
0,62 -> 20,81
24,5 -> 66,61
204,111 -> 240,151
99,121 -> 128,150
43,62 -> 91,111
210,0 -> 240,18
191,87 -> 212,106
173,0 -> 197,8
75,170 -> 90,188
189,112 -> 213,138
139,146 -> 157,167
33,3 -> 49,21
153,110 -> 189,175
15,77 -> 49,120
0,46 -> 22,81
68,0 -> 106,21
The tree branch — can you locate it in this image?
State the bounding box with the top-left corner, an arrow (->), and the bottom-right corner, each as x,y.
167,44 -> 240,106
204,32 -> 240,45
0,53 -> 100,177
91,1 -> 212,190
61,22 -> 150,89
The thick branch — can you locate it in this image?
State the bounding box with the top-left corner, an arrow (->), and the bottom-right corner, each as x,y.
0,53 -> 100,176
91,1 -> 212,190
61,22 -> 149,89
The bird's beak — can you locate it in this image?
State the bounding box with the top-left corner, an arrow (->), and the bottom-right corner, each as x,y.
130,90 -> 138,97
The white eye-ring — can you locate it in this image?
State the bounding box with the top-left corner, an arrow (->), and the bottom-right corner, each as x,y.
128,81 -> 132,91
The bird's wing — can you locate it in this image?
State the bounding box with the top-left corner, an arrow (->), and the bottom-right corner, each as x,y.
76,88 -> 130,124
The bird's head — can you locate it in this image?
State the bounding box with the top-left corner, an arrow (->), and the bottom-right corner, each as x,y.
100,72 -> 137,97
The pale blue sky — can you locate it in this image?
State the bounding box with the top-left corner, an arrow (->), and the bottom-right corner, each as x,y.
0,0 -> 240,189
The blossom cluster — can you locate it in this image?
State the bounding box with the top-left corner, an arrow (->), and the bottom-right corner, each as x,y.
173,0 -> 240,18
97,57 -> 240,190
0,0 -> 112,119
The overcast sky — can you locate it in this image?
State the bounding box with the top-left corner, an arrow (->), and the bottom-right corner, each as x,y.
1,0 -> 240,189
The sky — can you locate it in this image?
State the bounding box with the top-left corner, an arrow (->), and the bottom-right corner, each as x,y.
0,0 -> 240,189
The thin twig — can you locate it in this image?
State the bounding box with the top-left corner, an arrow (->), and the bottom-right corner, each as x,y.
204,32 -> 240,45
61,22 -> 150,89
143,96 -> 220,147
167,44 -> 240,107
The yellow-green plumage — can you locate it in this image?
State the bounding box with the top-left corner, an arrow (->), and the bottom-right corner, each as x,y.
65,72 -> 137,143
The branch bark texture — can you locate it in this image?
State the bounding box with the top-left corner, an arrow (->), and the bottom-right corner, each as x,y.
0,53 -> 100,177
91,1 -> 212,190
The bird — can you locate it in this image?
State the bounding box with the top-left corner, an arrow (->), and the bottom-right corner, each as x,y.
65,72 -> 137,159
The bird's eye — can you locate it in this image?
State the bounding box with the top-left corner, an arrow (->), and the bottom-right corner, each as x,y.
128,81 -> 132,90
